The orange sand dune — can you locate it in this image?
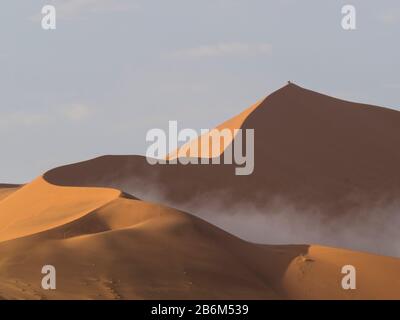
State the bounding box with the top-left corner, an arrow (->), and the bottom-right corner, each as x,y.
0,179 -> 399,299
0,188 -> 282,299
280,245 -> 400,299
0,177 -> 120,242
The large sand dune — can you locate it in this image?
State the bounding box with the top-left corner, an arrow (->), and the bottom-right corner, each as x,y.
44,84 -> 400,214
41,84 -> 400,255
0,178 -> 399,299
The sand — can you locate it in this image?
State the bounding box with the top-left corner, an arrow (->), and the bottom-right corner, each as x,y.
280,245 -> 400,299
0,177 -> 399,299
0,177 -> 120,242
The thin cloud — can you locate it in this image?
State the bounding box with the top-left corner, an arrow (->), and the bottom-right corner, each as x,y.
0,112 -> 50,130
0,103 -> 93,130
383,83 -> 400,89
172,42 -> 272,58
378,9 -> 400,25
61,104 -> 92,121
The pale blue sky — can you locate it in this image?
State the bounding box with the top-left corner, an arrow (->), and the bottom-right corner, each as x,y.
0,0 -> 399,182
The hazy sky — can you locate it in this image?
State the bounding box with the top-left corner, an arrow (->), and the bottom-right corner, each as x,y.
1,0 -> 399,183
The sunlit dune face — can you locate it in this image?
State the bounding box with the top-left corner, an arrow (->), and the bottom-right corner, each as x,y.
281,245 -> 400,300
0,177 -> 120,242
167,100 -> 262,160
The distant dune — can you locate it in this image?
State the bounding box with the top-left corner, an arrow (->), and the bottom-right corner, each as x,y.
0,184 -> 21,202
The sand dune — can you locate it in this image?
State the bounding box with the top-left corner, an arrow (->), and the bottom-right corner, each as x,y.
0,196 -> 280,299
0,179 -> 399,299
281,245 -> 400,299
44,84 -> 400,215
41,84 -> 400,255
0,177 -> 120,242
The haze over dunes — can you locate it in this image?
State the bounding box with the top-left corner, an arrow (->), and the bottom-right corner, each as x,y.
1,84 -> 400,299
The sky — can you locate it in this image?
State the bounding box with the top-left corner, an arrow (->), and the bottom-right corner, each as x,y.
0,0 -> 399,183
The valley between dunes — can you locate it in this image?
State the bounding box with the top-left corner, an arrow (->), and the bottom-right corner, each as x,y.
0,179 -> 399,300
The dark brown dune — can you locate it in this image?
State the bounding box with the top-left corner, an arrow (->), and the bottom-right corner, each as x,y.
44,84 -> 400,216
0,184 -> 22,202
0,183 -> 22,188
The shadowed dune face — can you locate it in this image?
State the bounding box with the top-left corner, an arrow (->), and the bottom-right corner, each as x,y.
42,84 -> 400,256
240,84 -> 400,211
0,184 -> 21,188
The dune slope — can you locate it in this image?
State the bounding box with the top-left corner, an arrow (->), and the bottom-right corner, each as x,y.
0,187 -> 286,299
0,179 -> 399,299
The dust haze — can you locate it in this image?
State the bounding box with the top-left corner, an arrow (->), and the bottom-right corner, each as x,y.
118,179 -> 400,258
185,196 -> 400,258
